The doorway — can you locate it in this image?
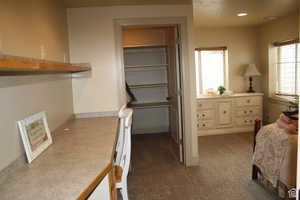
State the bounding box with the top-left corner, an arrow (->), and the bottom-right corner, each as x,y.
121,25 -> 184,163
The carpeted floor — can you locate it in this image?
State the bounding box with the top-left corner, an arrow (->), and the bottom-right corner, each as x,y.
127,133 -> 278,200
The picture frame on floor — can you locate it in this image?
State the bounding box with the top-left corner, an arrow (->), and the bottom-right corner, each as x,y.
17,111 -> 52,163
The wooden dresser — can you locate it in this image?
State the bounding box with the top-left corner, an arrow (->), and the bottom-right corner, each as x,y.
197,93 -> 263,136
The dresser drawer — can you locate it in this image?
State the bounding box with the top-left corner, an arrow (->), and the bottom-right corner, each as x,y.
197,120 -> 214,130
235,117 -> 258,127
197,101 -> 215,110
235,106 -> 260,116
235,97 -> 261,107
218,101 -> 232,125
197,109 -> 215,120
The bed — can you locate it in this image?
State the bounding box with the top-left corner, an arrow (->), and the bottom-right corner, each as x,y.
252,114 -> 298,200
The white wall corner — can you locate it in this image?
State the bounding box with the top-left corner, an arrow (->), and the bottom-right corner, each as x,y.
185,155 -> 199,167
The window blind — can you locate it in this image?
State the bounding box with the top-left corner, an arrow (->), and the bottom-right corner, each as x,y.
276,40 -> 300,96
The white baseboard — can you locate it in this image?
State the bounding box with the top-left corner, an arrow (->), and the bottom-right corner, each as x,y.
132,126 -> 169,134
75,111 -> 118,119
184,155 -> 199,167
189,156 -> 200,166
198,127 -> 253,136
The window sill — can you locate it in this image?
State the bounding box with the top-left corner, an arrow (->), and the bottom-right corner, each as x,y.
269,95 -> 298,105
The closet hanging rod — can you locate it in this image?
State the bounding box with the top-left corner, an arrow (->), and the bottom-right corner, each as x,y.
128,83 -> 168,89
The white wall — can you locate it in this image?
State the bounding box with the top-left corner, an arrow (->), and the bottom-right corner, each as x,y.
258,12 -> 299,96
296,5 -> 299,196
0,0 -> 72,171
257,12 -> 299,123
194,13 -> 299,124
67,5 -> 199,165
194,26 -> 260,93
68,5 -> 194,113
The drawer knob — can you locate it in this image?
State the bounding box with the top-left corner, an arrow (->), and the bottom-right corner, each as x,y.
244,111 -> 247,114
244,120 -> 248,123
247,100 -> 250,103
249,110 -> 253,113
203,124 -> 206,127
202,114 -> 205,117
223,110 -> 227,114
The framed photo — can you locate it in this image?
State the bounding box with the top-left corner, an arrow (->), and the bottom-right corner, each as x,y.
17,111 -> 52,163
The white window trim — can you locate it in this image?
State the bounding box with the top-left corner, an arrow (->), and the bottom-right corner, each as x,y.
224,50 -> 229,90
268,44 -> 278,98
270,94 -> 298,104
268,42 -> 299,103
195,49 -> 229,97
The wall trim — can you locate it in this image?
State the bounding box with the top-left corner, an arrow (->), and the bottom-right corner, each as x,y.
114,16 -> 198,167
190,156 -> 199,166
75,111 -> 118,119
198,129 -> 253,136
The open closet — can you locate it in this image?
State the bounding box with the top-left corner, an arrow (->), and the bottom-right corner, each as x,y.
122,25 -> 184,162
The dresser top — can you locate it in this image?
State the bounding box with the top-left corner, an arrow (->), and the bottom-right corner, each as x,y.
0,117 -> 119,200
197,93 -> 264,100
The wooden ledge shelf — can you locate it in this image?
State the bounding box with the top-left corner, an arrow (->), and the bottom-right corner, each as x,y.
0,55 -> 91,73
129,102 -> 170,109
128,83 -> 168,89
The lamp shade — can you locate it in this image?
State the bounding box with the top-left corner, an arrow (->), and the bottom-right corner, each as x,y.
244,64 -> 261,77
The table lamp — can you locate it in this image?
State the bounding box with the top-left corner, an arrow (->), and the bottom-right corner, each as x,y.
244,64 -> 261,93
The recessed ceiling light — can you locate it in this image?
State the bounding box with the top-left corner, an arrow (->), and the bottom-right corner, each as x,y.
237,12 -> 248,17
264,16 -> 278,21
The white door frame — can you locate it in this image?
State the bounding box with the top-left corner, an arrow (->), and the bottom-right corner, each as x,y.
297,118 -> 299,199
297,10 -> 300,199
174,25 -> 184,162
297,101 -> 300,198
114,17 -> 199,166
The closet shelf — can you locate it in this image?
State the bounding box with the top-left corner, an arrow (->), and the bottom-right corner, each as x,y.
129,102 -> 170,109
128,83 -> 168,89
123,45 -> 168,49
125,64 -> 168,69
0,55 -> 91,73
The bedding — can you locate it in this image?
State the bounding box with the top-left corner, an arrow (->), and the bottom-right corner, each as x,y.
276,114 -> 298,134
253,123 -> 297,188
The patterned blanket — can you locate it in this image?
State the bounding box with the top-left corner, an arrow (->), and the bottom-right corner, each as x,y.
253,123 -> 290,187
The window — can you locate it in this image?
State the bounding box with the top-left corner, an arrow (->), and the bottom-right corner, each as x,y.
275,39 -> 300,96
195,47 -> 227,95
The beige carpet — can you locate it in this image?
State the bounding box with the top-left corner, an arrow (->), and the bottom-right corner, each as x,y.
128,133 -> 278,200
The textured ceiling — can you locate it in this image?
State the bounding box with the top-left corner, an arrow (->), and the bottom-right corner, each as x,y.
63,0 -> 191,8
64,0 -> 299,27
193,0 -> 299,27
